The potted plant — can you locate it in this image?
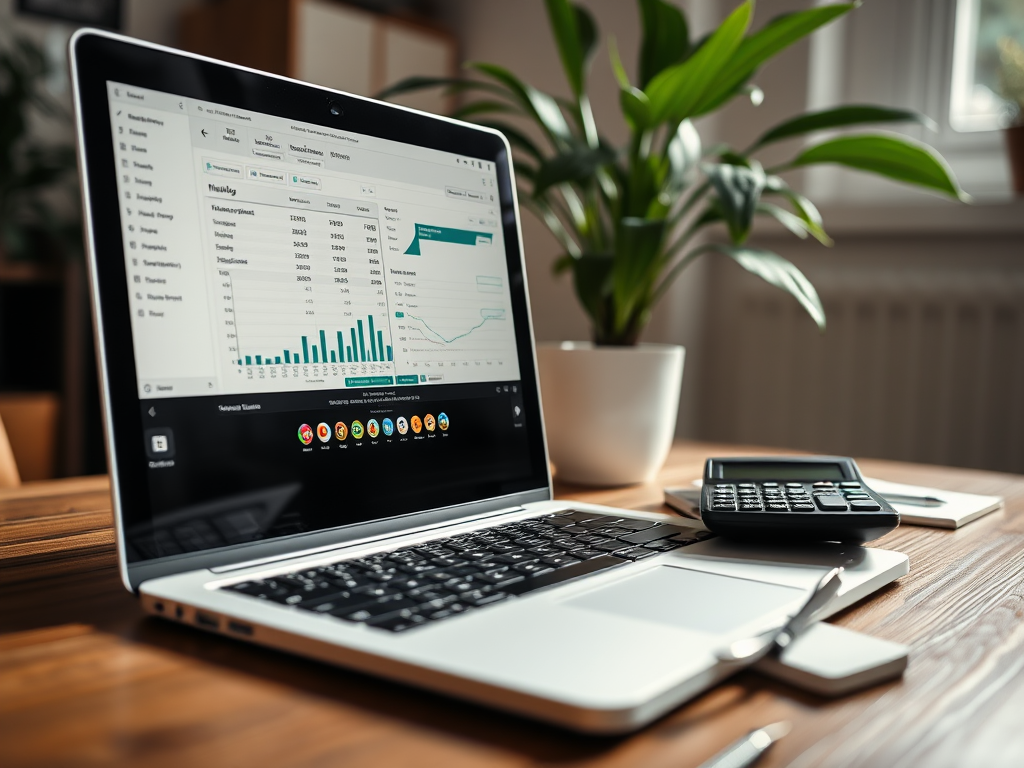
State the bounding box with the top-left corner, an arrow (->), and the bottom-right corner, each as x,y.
380,0 -> 965,485
999,36 -> 1024,193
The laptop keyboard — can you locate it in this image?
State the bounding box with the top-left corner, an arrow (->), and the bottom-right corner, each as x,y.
222,510 -> 712,632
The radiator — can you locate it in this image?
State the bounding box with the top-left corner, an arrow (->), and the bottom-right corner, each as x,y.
699,267 -> 1024,474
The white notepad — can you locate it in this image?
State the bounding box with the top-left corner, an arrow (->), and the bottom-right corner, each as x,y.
862,477 -> 1004,529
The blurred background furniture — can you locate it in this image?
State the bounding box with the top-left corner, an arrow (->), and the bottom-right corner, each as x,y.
0,413 -> 20,487
1,0 -> 1023,479
179,0 -> 456,114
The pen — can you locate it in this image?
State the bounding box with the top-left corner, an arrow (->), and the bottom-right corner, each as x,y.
881,493 -> 946,507
696,721 -> 791,768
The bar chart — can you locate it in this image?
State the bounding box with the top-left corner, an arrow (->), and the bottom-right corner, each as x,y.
208,196 -> 395,392
236,315 -> 393,367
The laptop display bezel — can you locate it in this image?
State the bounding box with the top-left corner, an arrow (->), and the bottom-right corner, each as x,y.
70,29 -> 552,590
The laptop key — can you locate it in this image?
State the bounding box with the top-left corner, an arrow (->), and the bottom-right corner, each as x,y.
614,546 -> 659,561
474,570 -> 525,588
460,590 -> 509,607
616,524 -> 682,545
369,614 -> 429,632
527,545 -> 561,556
485,543 -> 524,554
352,585 -> 401,599
513,562 -> 554,576
611,519 -> 659,531
561,525 -> 591,535
341,597 -> 421,623
399,562 -> 440,575
540,554 -> 581,568
591,540 -> 629,553
569,548 -> 608,560
492,551 -> 537,565
644,540 -> 683,552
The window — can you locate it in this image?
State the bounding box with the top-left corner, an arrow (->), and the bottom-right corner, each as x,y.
950,0 -> 1024,132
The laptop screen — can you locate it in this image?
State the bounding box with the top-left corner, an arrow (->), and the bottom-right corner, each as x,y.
99,80 -> 545,564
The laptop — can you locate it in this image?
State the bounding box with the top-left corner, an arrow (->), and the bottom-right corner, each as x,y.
70,29 -> 908,733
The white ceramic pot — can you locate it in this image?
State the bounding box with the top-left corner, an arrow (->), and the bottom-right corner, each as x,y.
537,342 -> 685,486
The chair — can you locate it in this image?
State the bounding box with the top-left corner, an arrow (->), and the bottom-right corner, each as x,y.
0,413 -> 20,488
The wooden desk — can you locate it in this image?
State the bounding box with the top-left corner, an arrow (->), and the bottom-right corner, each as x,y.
3,442 -> 1024,767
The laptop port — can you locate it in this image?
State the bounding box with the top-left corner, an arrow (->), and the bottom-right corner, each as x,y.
175,605 -> 184,619
194,612 -> 220,630
153,601 -> 164,613
227,620 -> 254,636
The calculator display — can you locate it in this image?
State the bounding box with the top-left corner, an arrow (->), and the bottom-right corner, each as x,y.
718,462 -> 847,481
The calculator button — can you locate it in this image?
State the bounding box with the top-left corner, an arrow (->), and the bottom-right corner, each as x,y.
792,503 -> 815,511
850,500 -> 882,511
712,505 -> 737,512
740,504 -> 764,511
815,495 -> 848,511
812,481 -> 834,488
839,482 -> 862,488
761,482 -> 779,488
767,503 -> 788,510
785,483 -> 803,488
845,493 -> 870,500
738,483 -> 756,488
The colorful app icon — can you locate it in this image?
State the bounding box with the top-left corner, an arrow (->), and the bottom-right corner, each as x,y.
317,422 -> 331,442
298,423 -> 313,445
424,414 -> 436,432
396,416 -> 408,435
410,415 -> 422,434
438,412 -> 449,431
351,420 -> 364,439
334,421 -> 348,441
367,419 -> 379,438
382,418 -> 394,436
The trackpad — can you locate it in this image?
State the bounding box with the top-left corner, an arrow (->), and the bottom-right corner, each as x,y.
565,565 -> 805,634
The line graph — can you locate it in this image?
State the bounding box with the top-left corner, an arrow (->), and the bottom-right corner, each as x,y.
403,308 -> 505,345
387,272 -> 518,377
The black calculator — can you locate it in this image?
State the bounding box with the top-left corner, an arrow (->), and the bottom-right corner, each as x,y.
700,456 -> 899,543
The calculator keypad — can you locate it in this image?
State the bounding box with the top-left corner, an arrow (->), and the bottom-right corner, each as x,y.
708,482 -> 881,513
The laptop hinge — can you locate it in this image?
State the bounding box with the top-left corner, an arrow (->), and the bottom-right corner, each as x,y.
209,505 -> 529,574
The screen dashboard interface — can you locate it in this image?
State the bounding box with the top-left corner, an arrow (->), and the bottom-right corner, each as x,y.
104,82 -> 541,563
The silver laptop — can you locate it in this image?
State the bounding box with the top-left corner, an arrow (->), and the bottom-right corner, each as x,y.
70,29 -> 908,733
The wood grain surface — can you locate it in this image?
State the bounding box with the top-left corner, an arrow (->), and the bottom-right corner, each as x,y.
2,442 -> 1024,767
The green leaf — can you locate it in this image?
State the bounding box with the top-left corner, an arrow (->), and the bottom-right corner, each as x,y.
789,134 -> 968,201
763,175 -> 832,245
757,202 -> 811,239
612,217 -> 666,333
544,0 -> 598,97
532,146 -> 617,197
638,0 -> 690,89
522,197 -> 581,257
693,3 -> 857,115
609,38 -> 652,130
704,160 -> 766,243
572,253 -> 615,325
750,105 -> 937,150
706,245 -> 826,329
644,0 -> 752,124
663,119 -> 702,194
469,62 -> 574,147
620,87 -> 653,131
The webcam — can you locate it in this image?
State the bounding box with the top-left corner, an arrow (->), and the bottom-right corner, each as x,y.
328,100 -> 343,116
